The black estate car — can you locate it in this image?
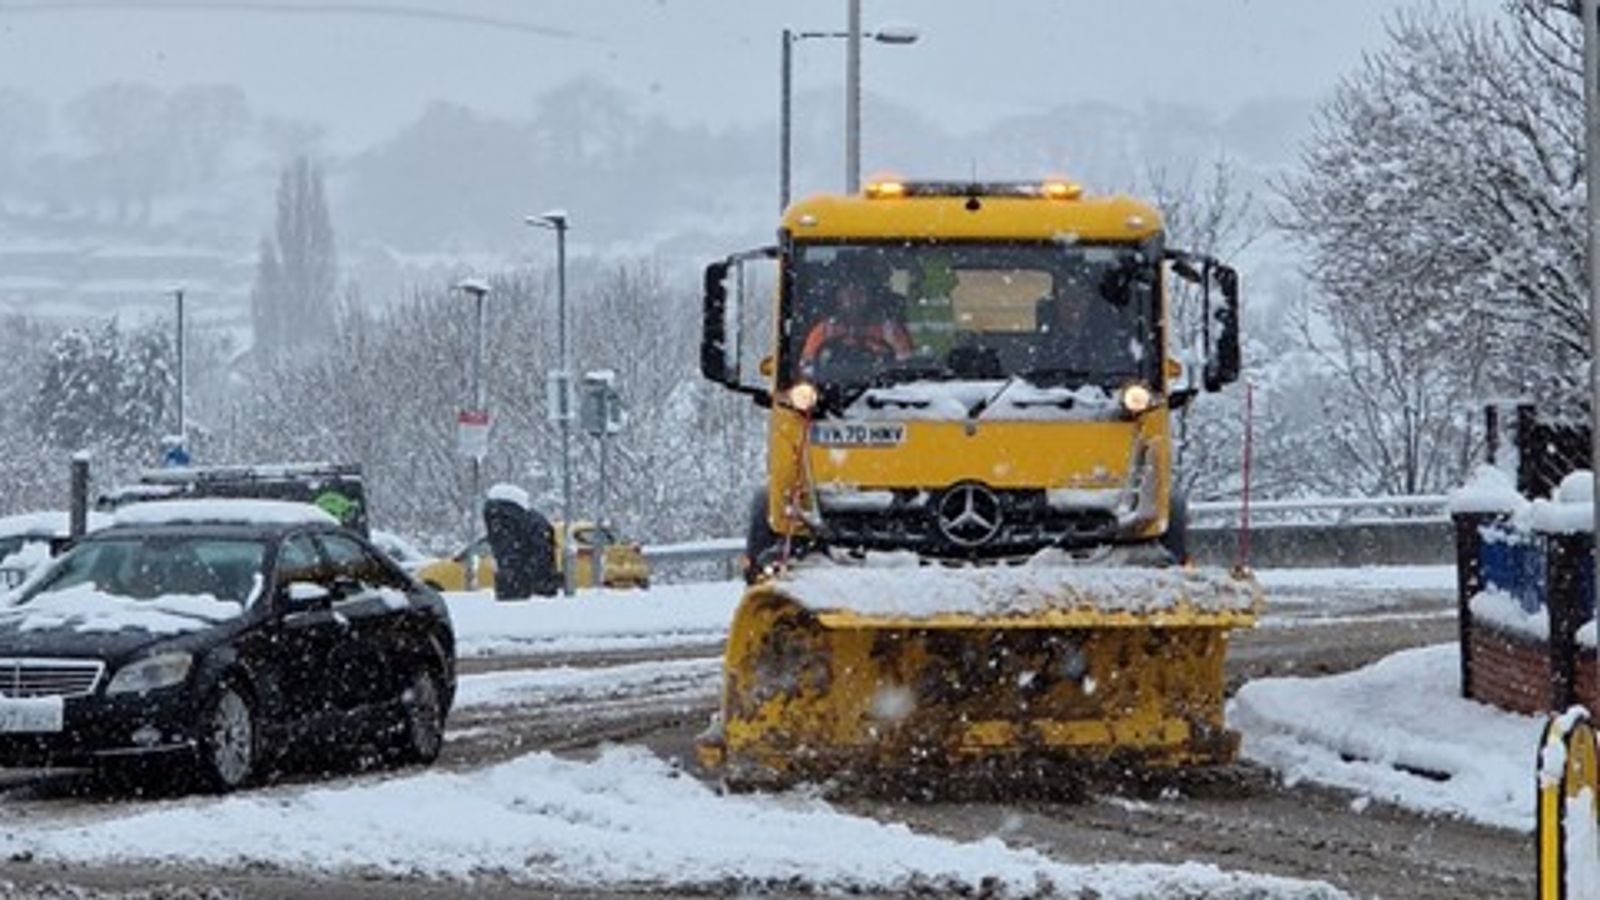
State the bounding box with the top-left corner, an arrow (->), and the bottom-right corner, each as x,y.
0,499 -> 455,791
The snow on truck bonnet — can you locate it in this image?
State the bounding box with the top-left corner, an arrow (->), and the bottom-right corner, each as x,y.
779,550 -> 1260,619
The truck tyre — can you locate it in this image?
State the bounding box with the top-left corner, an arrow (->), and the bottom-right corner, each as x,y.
1162,489 -> 1190,565
744,489 -> 780,583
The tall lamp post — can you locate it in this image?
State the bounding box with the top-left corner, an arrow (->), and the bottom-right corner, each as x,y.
454,277 -> 492,592
780,21 -> 918,210
526,210 -> 576,597
1583,0 -> 1600,673
170,285 -> 186,448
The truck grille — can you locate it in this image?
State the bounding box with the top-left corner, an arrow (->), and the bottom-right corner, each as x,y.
820,487 -> 1118,557
0,658 -> 105,698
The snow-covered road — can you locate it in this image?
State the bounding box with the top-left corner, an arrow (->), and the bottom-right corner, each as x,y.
0,565 -> 1532,898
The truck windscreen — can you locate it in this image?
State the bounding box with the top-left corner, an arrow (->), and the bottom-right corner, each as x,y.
781,241 -> 1157,391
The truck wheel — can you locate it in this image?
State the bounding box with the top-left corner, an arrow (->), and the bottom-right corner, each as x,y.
744,489 -> 779,583
1162,489 -> 1191,565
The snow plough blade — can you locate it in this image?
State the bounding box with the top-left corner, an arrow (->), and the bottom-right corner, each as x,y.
696,555 -> 1261,788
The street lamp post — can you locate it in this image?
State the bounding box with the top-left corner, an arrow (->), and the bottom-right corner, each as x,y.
1582,0 -> 1600,675
170,286 -> 185,447
527,210 -> 576,597
454,277 -> 491,591
779,21 -> 918,210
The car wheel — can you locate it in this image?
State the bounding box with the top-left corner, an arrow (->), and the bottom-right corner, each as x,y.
393,666 -> 446,765
198,681 -> 258,792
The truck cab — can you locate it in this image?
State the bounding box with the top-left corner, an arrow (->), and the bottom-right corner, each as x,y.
704,179 -> 1241,566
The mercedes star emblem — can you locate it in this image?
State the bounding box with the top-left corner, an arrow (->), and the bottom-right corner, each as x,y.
936,482 -> 1003,547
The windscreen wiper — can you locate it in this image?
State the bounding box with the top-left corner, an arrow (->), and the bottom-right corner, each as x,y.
967,376 -> 1021,420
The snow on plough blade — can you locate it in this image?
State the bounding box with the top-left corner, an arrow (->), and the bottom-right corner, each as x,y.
696,554 -> 1261,788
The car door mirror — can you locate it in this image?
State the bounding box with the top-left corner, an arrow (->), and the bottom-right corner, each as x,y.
284,581 -> 332,609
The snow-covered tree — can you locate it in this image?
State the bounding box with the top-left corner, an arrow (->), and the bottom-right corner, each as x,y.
31,320 -> 172,459
252,156 -> 339,359
1276,2 -> 1583,493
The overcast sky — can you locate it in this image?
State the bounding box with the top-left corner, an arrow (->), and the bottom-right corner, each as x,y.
0,0 -> 1500,148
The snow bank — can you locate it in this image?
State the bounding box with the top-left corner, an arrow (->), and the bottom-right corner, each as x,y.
114,499 -> 337,528
781,552 -> 1259,619
0,745 -> 1343,898
1233,644 -> 1541,830
448,581 -> 740,657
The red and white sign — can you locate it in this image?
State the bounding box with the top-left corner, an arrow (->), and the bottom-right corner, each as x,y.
457,409 -> 491,460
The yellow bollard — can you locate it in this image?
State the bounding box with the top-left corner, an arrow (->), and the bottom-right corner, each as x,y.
1538,707 -> 1600,900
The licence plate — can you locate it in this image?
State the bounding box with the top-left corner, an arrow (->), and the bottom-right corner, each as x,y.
810,422 -> 906,447
0,697 -> 64,733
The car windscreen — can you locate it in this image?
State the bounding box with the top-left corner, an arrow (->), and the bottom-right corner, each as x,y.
26,536 -> 267,607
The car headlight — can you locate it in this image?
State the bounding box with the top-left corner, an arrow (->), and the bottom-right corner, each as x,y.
107,652 -> 193,696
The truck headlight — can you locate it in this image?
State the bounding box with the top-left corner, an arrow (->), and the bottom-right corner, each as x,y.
788,382 -> 819,413
1119,382 -> 1153,415
107,652 -> 193,696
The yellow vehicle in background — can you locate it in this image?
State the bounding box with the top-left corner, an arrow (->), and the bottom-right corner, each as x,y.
416,522 -> 650,593
697,178 -> 1258,787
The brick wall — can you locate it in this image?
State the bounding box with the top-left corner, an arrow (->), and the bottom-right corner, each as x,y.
1468,625 -> 1553,715
1468,625 -> 1600,715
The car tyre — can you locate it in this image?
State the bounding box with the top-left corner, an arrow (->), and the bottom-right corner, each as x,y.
197,680 -> 259,793
392,666 -> 446,765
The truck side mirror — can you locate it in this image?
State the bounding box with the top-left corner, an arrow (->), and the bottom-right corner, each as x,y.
700,260 -> 735,385
701,247 -> 777,406
1203,264 -> 1242,392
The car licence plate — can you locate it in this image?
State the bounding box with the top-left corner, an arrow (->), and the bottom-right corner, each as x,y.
0,696 -> 64,733
809,422 -> 906,447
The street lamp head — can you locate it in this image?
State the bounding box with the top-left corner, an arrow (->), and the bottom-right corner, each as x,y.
525,209 -> 569,231
454,276 -> 491,299
871,23 -> 920,45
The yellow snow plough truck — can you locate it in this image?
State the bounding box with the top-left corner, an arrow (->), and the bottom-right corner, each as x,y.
696,178 -> 1260,788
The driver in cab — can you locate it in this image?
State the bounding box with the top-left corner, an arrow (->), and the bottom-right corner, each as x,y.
799,279 -> 913,380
